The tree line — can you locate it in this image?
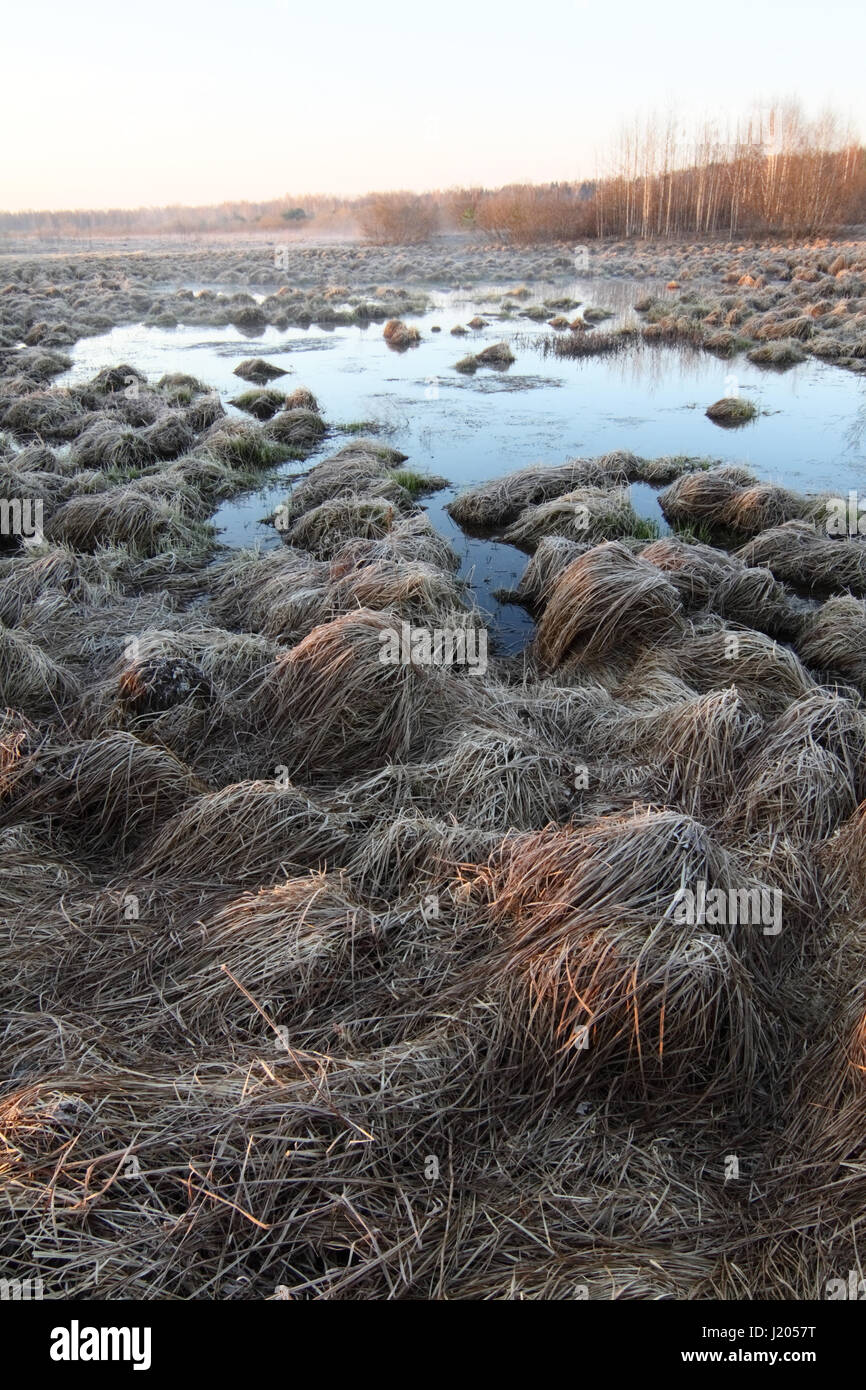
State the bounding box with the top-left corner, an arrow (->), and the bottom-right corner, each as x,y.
3,105 -> 864,244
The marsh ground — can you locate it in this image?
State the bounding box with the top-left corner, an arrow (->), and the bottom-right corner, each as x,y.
1,232 -> 866,1301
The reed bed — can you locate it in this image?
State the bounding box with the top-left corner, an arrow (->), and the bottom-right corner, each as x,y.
539,326 -> 640,359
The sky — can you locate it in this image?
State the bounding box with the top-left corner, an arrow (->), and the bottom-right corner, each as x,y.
3,0 -> 865,211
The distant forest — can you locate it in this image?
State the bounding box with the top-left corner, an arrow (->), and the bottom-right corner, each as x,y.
4,105 -> 865,244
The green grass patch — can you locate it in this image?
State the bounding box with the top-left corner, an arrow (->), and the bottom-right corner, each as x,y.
386,469 -> 448,498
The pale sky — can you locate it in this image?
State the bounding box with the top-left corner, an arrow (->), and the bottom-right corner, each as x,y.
3,0 -> 865,211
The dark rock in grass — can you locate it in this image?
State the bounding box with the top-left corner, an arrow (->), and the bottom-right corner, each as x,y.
118,656 -> 215,715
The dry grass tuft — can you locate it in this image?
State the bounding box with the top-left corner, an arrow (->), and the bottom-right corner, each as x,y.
135,779 -> 354,885
728,691 -> 866,842
267,408 -> 327,450
253,609 -> 458,777
472,810 -> 762,1103
0,626 -> 78,715
230,389 -> 287,420
45,486 -> 205,555
723,484 -> 815,535
504,487 -> 642,550
447,459 -> 617,531
659,466 -> 754,528
285,386 -> 320,412
705,397 -> 757,425
535,542 -> 683,668
796,595 -> 866,687
283,496 -> 397,559
624,621 -> 815,719
514,536 -> 588,609
597,686 -> 762,819
165,872 -> 380,1040
233,358 -> 288,384
738,521 -> 866,596
383,319 -> 420,348
1,732 -> 202,857
69,418 -> 156,471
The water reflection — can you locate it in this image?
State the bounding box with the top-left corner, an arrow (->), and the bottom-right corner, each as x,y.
61,279 -> 866,653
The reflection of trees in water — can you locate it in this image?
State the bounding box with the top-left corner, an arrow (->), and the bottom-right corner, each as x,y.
568,275 -> 664,317
608,341 -> 712,389
529,331 -> 731,390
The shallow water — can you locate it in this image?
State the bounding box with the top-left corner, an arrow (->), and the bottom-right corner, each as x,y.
61,279 -> 866,653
